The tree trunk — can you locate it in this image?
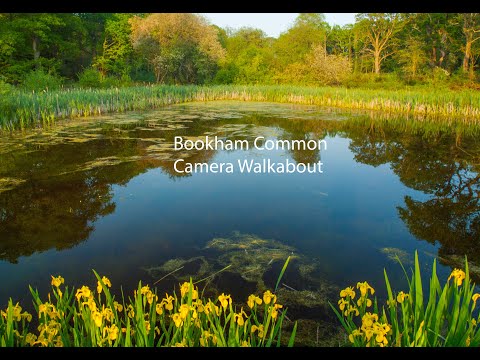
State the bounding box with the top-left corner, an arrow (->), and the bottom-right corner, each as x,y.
374,51 -> 381,74
32,36 -> 40,68
469,54 -> 476,80
463,37 -> 472,73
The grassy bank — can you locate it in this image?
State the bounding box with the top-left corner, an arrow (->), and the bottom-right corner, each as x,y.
1,85 -> 480,131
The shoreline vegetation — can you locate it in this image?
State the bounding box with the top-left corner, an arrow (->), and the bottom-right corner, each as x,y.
2,254 -> 480,347
2,85 -> 480,131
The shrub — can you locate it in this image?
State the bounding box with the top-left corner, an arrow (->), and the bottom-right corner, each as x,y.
22,69 -> 62,92
78,68 -> 104,88
307,45 -> 352,86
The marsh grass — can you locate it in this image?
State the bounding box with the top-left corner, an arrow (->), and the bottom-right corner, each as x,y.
1,85 -> 480,131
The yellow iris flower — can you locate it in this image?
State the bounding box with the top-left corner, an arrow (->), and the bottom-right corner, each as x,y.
172,313 -> 183,327
234,308 -> 247,326
357,282 -> 375,297
75,286 -> 91,301
361,312 -> 379,329
348,329 -> 362,343
25,333 -> 37,346
163,295 -> 174,311
340,286 -> 356,299
251,324 -> 265,338
51,275 -> 64,288
92,311 -> 103,327
271,303 -> 283,319
156,303 -> 164,315
146,291 -> 157,305
247,294 -> 262,309
97,276 -> 112,294
472,293 -> 480,305
218,293 -> 232,309
127,304 -> 135,319
263,290 -> 277,305
113,301 -> 123,313
448,268 -> 466,286
338,298 -> 348,311
357,297 -> 372,308
396,291 -> 409,304
179,304 -> 190,320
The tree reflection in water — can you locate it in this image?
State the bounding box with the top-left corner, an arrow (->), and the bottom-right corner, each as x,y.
346,121 -> 480,273
1,109 -> 479,276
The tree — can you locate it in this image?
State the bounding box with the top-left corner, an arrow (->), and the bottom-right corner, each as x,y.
273,13 -> 329,68
130,13 -> 225,84
356,13 -> 401,74
307,45 -> 352,85
461,13 -> 480,78
396,38 -> 429,77
93,13 -> 134,78
218,27 -> 274,84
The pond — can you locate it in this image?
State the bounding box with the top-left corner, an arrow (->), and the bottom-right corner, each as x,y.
1,101 -> 479,345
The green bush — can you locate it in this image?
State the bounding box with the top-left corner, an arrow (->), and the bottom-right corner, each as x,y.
103,74 -> 133,88
78,68 -> 104,88
22,69 -> 62,92
0,80 -> 12,96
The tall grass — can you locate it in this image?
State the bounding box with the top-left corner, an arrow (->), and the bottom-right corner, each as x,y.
332,251 -> 480,347
1,85 -> 480,131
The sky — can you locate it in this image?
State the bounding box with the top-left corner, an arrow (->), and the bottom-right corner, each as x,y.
201,13 -> 357,38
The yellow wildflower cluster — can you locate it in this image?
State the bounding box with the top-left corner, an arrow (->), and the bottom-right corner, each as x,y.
338,281 -> 374,317
348,312 -> 391,347
1,274 -> 288,347
199,330 -> 218,346
1,302 -> 32,323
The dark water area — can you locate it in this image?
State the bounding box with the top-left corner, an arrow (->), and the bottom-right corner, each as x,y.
1,101 -> 479,343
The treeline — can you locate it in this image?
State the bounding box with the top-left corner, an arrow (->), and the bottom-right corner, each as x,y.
0,13 -> 479,90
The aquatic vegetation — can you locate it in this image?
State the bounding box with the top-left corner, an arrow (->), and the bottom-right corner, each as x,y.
380,247 -> 412,265
332,252 -> 480,347
2,85 -> 480,131
206,232 -> 299,285
0,271 -> 296,347
0,178 -> 26,193
143,232 -> 341,346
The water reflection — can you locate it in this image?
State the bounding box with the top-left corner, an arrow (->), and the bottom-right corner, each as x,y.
344,122 -> 480,273
0,107 -> 335,262
0,102 -> 479,279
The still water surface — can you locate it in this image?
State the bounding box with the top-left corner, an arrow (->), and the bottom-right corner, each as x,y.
1,101 -> 479,338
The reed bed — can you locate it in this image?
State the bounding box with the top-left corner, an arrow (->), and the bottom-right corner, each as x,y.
1,85 -> 480,131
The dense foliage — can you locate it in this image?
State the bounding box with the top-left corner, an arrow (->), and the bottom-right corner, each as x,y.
1,13 -> 479,89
